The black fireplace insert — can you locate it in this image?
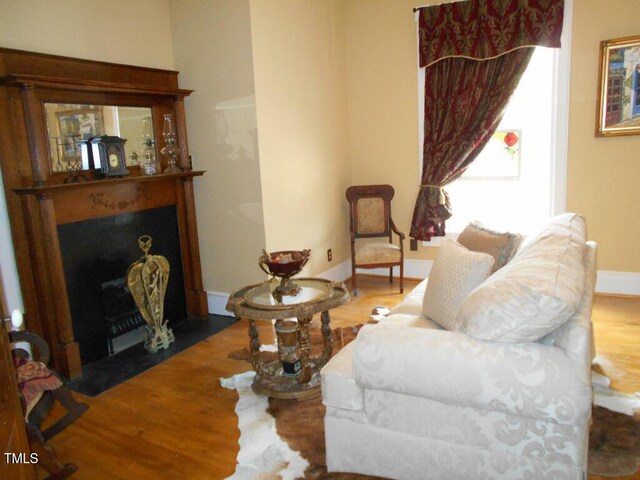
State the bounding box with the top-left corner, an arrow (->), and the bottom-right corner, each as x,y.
58,205 -> 187,364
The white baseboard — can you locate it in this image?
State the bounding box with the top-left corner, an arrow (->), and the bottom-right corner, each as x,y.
355,262 -> 640,296
317,258 -> 434,282
207,264 -> 640,316
207,291 -> 232,316
356,258 -> 433,280
596,271 -> 640,296
316,259 -> 352,283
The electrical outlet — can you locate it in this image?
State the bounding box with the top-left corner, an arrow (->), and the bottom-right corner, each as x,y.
327,248 -> 332,261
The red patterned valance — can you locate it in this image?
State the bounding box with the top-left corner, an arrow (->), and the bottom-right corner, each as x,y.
418,0 -> 564,67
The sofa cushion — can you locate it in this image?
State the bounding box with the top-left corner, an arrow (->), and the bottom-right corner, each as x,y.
321,342 -> 364,412
458,213 -> 587,342
381,313 -> 442,330
422,239 -> 494,330
457,221 -> 523,272
515,212 -> 587,258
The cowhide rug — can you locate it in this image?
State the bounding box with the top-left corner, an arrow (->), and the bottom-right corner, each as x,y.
589,367 -> 640,477
222,315 -> 640,479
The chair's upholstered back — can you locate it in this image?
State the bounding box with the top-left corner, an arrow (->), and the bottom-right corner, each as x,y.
355,197 -> 386,234
346,184 -> 394,239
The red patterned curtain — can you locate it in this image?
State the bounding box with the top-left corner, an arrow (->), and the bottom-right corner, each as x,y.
410,0 -> 564,241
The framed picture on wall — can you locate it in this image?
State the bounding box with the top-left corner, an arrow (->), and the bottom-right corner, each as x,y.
596,34 -> 640,137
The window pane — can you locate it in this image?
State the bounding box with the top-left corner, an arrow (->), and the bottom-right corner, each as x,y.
444,47 -> 555,234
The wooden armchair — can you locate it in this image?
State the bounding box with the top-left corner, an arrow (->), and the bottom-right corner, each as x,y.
10,330 -> 89,479
346,185 -> 405,295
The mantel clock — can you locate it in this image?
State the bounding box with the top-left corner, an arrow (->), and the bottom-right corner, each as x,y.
90,136 -> 129,178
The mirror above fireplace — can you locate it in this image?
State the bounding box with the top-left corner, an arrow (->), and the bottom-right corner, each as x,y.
44,103 -> 155,172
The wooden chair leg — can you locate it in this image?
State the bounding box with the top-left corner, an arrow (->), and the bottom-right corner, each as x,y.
351,263 -> 357,296
400,262 -> 404,294
389,267 -> 393,284
41,387 -> 89,441
27,426 -> 77,480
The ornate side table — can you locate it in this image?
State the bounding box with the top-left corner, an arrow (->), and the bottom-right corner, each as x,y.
226,278 -> 350,399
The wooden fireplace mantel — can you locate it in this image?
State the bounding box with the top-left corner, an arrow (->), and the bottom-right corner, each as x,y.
13,170 -> 205,225
0,48 -> 209,378
14,170 -> 204,194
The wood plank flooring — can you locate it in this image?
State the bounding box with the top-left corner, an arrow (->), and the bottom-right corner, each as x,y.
41,276 -> 640,480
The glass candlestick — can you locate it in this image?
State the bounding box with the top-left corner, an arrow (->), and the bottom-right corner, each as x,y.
141,117 -> 153,144
161,113 -> 181,174
140,117 -> 157,175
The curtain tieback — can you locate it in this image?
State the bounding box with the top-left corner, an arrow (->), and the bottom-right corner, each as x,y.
420,184 -> 445,205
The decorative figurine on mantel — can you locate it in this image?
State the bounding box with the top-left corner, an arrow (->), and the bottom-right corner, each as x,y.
126,235 -> 175,353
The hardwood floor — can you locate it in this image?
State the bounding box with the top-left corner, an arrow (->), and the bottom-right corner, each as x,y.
41,276 -> 640,480
591,295 -> 640,394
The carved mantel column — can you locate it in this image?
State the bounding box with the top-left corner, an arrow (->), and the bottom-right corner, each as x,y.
19,85 -> 49,187
22,192 -> 82,378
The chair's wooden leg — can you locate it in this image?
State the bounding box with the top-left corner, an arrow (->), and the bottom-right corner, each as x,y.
27,426 -> 77,480
41,387 -> 89,441
400,262 -> 404,294
389,267 -> 393,284
351,263 -> 357,296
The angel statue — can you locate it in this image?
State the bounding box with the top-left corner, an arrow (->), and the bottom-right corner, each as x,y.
127,235 -> 175,353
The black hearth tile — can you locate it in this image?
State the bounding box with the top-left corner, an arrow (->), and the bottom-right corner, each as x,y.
66,314 -> 238,397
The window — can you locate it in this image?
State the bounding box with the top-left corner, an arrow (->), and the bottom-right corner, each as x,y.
418,45 -> 569,240
446,47 -> 555,234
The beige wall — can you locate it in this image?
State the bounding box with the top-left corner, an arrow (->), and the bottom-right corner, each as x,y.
567,0 -> 640,272
1,0 -> 639,310
170,0 -> 267,294
249,0 -> 352,276
343,0 -> 640,271
0,0 -> 174,69
343,0 -> 444,263
0,0 -> 175,311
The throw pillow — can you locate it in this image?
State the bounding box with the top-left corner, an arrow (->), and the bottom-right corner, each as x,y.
422,239 -> 494,330
457,222 -> 523,273
458,214 -> 587,343
514,212 -> 587,258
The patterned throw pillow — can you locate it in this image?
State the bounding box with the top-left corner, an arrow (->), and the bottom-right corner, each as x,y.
458,213 -> 587,343
457,222 -> 523,273
422,239 -> 494,330
13,356 -> 63,415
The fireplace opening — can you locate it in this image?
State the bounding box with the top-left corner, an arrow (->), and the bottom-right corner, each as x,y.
101,277 -> 146,355
58,205 -> 187,365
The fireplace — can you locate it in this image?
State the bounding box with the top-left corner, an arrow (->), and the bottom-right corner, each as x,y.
58,206 -> 187,364
0,48 -> 210,378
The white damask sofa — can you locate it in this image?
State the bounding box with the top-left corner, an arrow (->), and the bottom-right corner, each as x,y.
321,213 -> 597,480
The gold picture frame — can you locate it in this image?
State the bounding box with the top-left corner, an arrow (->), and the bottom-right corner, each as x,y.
596,35 -> 640,137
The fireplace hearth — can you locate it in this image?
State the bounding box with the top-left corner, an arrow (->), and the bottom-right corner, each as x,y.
67,314 -> 238,396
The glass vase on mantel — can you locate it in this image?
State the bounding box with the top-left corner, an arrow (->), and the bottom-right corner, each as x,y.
160,113 -> 182,174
